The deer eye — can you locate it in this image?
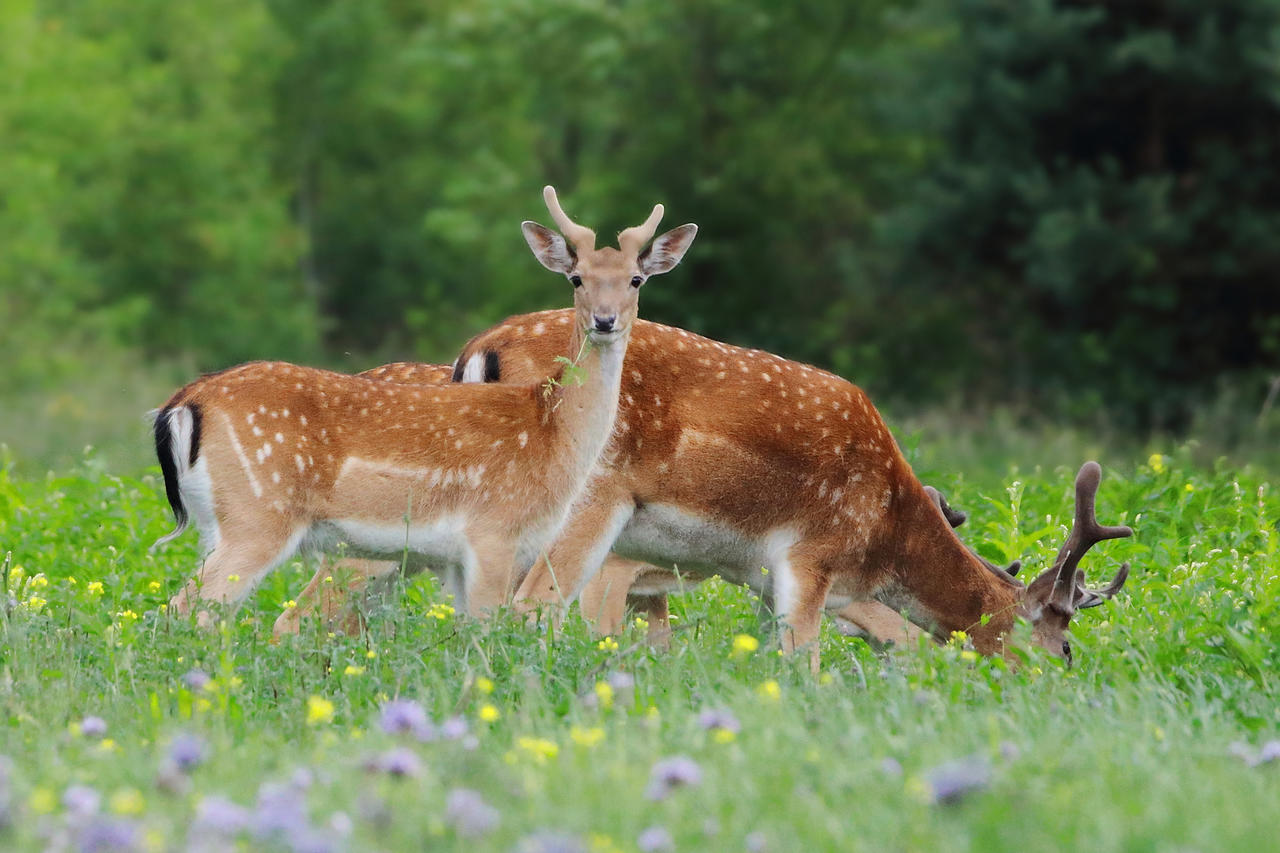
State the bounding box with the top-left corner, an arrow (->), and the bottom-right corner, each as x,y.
1061,641 -> 1072,659
630,275 -> 643,288
570,275 -> 582,288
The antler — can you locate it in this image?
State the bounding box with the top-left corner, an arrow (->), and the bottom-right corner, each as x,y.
1049,462 -> 1132,610
617,203 -> 665,257
925,485 -> 1022,578
543,185 -> 596,251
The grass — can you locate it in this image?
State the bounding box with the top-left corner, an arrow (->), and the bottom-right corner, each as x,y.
0,445 -> 1277,851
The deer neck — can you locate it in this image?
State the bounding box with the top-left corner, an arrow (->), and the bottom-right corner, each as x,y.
543,322 -> 628,486
887,483 -> 1023,654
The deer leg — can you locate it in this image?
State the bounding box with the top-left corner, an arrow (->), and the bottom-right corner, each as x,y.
515,482 -> 635,615
273,557 -> 401,639
578,554 -> 642,635
170,523 -> 305,630
830,599 -> 925,647
463,531 -> 519,616
634,592 -> 672,649
774,552 -> 833,675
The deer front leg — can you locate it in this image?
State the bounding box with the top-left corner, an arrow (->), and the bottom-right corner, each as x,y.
514,481 -> 635,617
831,599 -> 925,647
774,552 -> 833,674
464,530 -> 520,616
273,557 -> 402,639
578,554 -> 645,634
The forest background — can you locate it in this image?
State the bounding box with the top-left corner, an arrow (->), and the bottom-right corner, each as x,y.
3,0 -> 1279,473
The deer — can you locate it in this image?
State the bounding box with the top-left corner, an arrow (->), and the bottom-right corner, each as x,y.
150,187 -> 698,626
278,313 -> 1129,667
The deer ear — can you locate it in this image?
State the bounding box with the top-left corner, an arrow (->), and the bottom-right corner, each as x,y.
522,221 -> 575,273
638,224 -> 698,275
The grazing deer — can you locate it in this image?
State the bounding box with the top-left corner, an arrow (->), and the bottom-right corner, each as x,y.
151,187 -> 697,625
457,312 -> 1133,668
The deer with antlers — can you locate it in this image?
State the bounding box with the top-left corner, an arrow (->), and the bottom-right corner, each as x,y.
151,187 -> 697,624
278,311 -> 1130,665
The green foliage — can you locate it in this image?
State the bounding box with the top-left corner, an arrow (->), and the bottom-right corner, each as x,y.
878,0 -> 1280,425
0,454 -> 1276,849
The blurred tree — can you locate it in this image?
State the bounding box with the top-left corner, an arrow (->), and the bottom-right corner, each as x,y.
877,0 -> 1280,425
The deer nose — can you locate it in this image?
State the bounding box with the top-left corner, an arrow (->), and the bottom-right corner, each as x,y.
593,315 -> 617,333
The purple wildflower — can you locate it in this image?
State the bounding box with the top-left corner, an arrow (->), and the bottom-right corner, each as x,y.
878,756 -> 903,777
440,715 -> 469,741
646,755 -> 703,800
193,795 -> 250,836
181,669 -> 211,691
378,699 -> 435,741
925,755 -> 992,804
637,825 -> 674,852
63,784 -> 102,817
1230,739 -> 1280,767
375,748 -> 421,778
999,741 -> 1021,762
77,816 -> 138,852
328,811 -> 353,838
515,830 -> 588,853
80,716 -> 108,738
252,781 -> 311,840
168,733 -> 206,772
444,788 -> 500,838
697,708 -> 741,736
745,831 -> 768,852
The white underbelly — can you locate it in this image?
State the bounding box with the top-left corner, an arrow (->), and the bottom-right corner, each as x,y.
612,503 -> 791,593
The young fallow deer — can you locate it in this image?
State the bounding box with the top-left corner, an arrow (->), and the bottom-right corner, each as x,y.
280,314 -> 1129,666
151,187 -> 697,625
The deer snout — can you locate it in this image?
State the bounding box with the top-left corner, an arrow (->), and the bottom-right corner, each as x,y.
592,314 -> 617,333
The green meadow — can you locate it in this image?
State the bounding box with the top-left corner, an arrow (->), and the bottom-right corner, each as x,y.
1,445 -> 1276,852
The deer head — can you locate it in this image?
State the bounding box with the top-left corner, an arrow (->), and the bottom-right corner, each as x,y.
521,186 -> 697,346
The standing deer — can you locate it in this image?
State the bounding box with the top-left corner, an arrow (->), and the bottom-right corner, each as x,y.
280,313 -> 1129,666
151,187 -> 697,624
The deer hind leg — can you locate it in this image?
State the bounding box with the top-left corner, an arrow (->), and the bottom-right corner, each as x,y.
830,599 -> 925,647
170,521 -> 306,630
773,549 -> 834,674
272,557 -> 401,639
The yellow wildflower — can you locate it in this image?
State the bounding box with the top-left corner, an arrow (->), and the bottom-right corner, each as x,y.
1149,453 -> 1165,474
29,573 -> 49,590
516,736 -> 559,762
306,695 -> 335,725
97,738 -> 119,753
593,681 -> 615,710
147,581 -> 161,593
116,610 -> 139,623
949,630 -> 968,645
427,602 -> 455,620
731,634 -> 759,656
819,672 -> 835,686
110,788 -> 145,816
570,725 -> 605,748
633,616 -> 649,630
476,676 -> 495,695
713,728 -> 736,744
366,650 -> 378,660
588,833 -> 625,853
87,581 -> 105,596
960,650 -> 979,663
28,788 -> 56,815
757,680 -> 781,701
343,665 -> 365,676
478,704 -> 500,723
1184,483 -> 1194,493
24,595 -> 47,611
597,636 -> 619,653
282,600 -> 297,610
322,575 -> 334,584
227,574 -> 241,584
